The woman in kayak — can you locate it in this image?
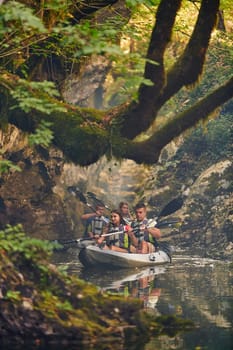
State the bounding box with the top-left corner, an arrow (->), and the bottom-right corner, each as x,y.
118,201 -> 133,225
97,209 -> 131,252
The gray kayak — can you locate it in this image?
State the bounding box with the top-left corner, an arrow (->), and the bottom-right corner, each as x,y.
78,245 -> 171,268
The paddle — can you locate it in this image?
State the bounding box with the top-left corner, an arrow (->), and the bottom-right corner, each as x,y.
68,187 -> 111,216
54,216 -> 181,249
55,192 -> 183,249
53,230 -> 131,249
67,186 -> 97,211
86,191 -> 111,211
157,197 -> 183,218
131,196 -> 183,230
155,217 -> 181,228
67,187 -> 110,222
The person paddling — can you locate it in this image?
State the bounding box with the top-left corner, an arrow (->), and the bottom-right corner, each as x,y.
128,203 -> 161,254
81,204 -> 109,238
97,209 -> 131,252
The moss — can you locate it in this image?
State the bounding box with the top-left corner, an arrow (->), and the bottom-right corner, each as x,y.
6,100 -> 110,165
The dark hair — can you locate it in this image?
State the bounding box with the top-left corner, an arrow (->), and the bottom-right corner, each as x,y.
134,202 -> 146,210
110,209 -> 126,225
95,204 -> 104,210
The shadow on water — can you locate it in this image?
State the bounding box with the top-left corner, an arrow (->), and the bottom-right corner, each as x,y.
52,248 -> 233,350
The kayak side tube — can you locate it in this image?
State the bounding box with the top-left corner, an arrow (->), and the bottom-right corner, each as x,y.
78,245 -> 171,269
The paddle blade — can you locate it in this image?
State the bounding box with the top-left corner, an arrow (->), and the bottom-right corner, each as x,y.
158,197 -> 183,218
67,186 -> 87,204
87,192 -> 111,211
156,217 -> 181,228
86,191 -> 97,199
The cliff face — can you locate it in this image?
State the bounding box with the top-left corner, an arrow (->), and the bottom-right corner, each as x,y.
0,126 -> 74,240
0,125 -> 232,259
162,159 -> 233,260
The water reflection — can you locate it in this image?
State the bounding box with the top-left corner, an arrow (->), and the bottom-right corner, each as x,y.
84,266 -> 165,315
53,250 -> 233,350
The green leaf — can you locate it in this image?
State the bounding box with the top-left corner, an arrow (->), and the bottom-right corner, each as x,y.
2,1 -> 46,33
0,159 -> 21,174
28,120 -> 54,148
10,79 -> 67,114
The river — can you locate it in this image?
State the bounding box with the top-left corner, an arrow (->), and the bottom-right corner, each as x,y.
52,247 -> 233,350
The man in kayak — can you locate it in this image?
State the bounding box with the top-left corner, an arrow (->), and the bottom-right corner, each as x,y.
128,203 -> 161,254
81,204 -> 109,238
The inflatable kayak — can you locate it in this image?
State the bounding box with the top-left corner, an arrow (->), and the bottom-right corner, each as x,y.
78,245 -> 171,268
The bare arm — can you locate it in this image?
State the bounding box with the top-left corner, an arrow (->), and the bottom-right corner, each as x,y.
96,225 -> 109,244
81,208 -> 104,220
127,229 -> 139,248
147,227 -> 161,239
81,212 -> 96,220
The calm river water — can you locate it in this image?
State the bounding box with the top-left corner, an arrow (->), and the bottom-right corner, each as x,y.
51,247 -> 233,350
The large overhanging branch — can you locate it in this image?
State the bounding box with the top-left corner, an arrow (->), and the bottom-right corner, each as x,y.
160,0 -> 220,106
1,72 -> 233,166
115,76 -> 233,164
119,0 -> 220,139
119,0 -> 182,139
1,0 -> 232,168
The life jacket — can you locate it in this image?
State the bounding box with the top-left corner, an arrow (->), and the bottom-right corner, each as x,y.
84,216 -> 107,237
106,224 -> 129,249
131,219 -> 159,248
122,215 -> 132,225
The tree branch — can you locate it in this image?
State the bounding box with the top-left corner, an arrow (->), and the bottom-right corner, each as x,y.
119,0 -> 182,139
160,0 -> 220,106
116,76 -> 233,164
119,0 -> 220,139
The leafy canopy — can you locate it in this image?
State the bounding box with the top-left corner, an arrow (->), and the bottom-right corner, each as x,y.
0,0 -> 232,167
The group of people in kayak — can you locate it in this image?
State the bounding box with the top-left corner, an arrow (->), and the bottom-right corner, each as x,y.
81,201 -> 161,254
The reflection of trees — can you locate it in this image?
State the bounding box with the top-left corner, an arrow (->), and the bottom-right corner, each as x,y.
95,261 -> 232,331
157,262 -> 233,328
141,261 -> 232,350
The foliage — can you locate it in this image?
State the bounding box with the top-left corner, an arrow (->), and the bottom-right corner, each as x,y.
0,1 -> 47,66
176,109 -> 233,160
0,224 -> 55,263
57,20 -> 122,58
126,0 -> 160,8
0,0 -> 125,68
0,158 -> 21,174
5,290 -> 21,302
28,120 -> 54,147
10,79 -> 67,114
0,0 -> 232,165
